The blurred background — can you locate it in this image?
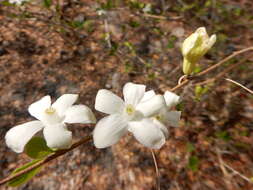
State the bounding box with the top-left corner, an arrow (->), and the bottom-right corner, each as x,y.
0,0 -> 253,189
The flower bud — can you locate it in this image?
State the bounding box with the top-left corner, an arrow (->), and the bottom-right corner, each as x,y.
182,27 -> 216,75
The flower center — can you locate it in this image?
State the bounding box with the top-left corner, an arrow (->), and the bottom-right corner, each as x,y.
125,104 -> 135,116
45,107 -> 56,115
155,114 -> 164,122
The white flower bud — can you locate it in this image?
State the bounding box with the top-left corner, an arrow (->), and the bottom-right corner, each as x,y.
182,27 -> 216,75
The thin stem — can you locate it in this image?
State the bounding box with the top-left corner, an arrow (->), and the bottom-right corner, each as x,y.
196,47 -> 253,77
169,46 -> 253,92
195,55 -> 252,86
0,135 -> 92,186
151,150 -> 160,190
225,78 -> 253,94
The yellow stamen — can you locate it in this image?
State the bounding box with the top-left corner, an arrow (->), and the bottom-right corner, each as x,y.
126,104 -> 135,115
45,107 -> 56,115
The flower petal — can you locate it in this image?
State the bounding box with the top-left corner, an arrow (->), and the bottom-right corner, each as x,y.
165,111 -> 181,127
64,105 -> 96,124
164,91 -> 180,109
136,95 -> 166,117
207,34 -> 216,49
93,114 -> 128,148
52,94 -> 78,117
141,90 -> 156,102
123,82 -> 146,106
43,124 -> 72,150
95,89 -> 124,114
28,96 -> 51,120
196,27 -> 208,37
182,33 -> 199,56
152,119 -> 169,139
128,119 -> 165,149
5,121 -> 44,153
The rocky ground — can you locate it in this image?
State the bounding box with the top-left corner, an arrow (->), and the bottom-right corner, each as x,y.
0,0 -> 253,189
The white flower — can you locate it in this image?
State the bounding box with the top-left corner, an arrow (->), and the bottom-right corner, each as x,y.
182,27 -> 216,75
93,82 -> 167,149
5,94 -> 96,153
141,90 -> 181,139
9,0 -> 28,5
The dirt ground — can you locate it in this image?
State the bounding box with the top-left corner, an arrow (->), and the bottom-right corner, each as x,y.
0,0 -> 253,189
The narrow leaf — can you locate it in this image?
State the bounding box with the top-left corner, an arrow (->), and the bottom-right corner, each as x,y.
24,137 -> 54,159
8,159 -> 42,187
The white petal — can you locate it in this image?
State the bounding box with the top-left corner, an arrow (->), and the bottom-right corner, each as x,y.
164,91 -> 180,109
95,89 -> 124,114
43,124 -> 72,150
136,95 -> 166,117
207,34 -> 216,49
141,90 -> 156,102
64,105 -> 96,124
196,27 -> 207,37
182,33 -> 199,56
93,114 -> 128,148
28,96 -> 51,120
123,82 -> 146,106
165,111 -> 181,127
52,94 -> 78,117
152,119 -> 169,139
128,119 -> 165,149
5,121 -> 44,153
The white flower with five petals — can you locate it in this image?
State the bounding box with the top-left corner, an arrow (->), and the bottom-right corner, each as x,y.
141,90 -> 181,139
5,94 -> 96,153
93,82 -> 168,149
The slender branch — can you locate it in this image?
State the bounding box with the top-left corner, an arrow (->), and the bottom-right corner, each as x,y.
196,47 -> 253,77
151,150 -> 160,190
169,46 -> 253,92
225,78 -> 253,94
216,148 -> 253,184
195,55 -> 252,86
0,135 -> 92,186
222,162 -> 253,183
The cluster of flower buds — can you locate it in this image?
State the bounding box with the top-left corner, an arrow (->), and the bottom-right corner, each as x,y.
5,83 -> 181,153
182,27 -> 216,75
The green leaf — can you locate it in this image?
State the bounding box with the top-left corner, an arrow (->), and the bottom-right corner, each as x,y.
194,85 -> 209,100
43,0 -> 52,8
8,159 -> 43,187
187,156 -> 199,172
24,137 -> 54,159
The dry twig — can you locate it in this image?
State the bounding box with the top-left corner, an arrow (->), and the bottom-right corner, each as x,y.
225,78 -> 253,94
169,46 -> 253,92
151,150 -> 160,190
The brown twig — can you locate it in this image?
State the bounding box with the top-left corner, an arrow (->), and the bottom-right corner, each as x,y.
195,55 -> 252,86
151,150 -> 160,190
0,135 -> 92,186
196,47 -> 253,76
225,78 -> 253,94
216,148 -> 253,185
169,46 -> 253,92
